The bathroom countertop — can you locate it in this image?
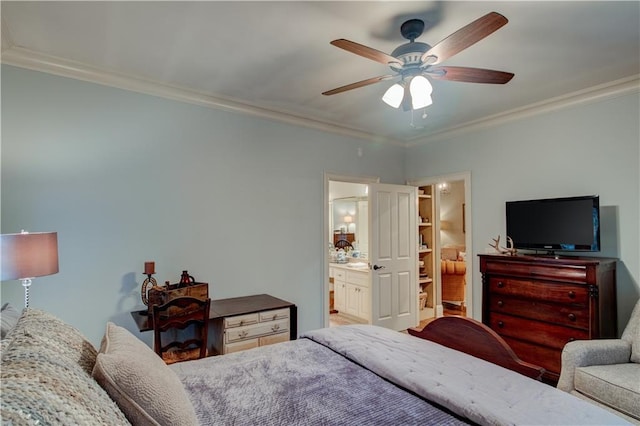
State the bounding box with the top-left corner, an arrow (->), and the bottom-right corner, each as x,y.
329,261 -> 370,271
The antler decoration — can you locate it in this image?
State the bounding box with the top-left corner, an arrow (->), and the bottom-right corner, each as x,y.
489,235 -> 518,256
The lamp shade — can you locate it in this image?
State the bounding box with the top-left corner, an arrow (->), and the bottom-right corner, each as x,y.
1,232 -> 59,280
382,83 -> 404,108
410,75 -> 433,109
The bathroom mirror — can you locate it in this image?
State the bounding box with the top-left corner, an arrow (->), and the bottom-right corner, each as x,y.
330,196 -> 368,259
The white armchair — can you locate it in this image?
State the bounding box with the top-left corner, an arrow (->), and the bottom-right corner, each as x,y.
558,299 -> 640,423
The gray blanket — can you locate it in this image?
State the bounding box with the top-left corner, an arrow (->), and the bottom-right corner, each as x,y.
172,325 -> 630,425
171,337 -> 469,425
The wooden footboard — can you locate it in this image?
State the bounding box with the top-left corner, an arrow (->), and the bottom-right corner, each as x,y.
408,316 -> 545,381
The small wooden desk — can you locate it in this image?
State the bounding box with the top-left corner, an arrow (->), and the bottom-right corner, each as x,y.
130,293 -> 298,342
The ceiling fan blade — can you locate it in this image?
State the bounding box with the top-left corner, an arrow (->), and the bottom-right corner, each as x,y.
421,12 -> 508,65
331,39 -> 402,66
427,66 -> 514,84
322,75 -> 395,96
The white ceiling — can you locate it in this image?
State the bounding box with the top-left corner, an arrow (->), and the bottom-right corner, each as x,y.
2,1 -> 639,144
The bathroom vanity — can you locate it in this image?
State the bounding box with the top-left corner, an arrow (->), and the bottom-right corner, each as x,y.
329,263 -> 371,322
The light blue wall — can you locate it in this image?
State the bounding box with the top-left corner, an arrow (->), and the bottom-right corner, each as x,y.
406,92 -> 640,332
3,65 -> 638,344
0,65 -> 406,346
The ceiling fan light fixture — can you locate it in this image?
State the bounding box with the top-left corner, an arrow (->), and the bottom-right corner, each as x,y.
382,83 -> 404,108
410,75 -> 433,109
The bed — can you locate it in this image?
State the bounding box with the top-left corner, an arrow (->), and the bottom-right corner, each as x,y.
0,308 -> 631,425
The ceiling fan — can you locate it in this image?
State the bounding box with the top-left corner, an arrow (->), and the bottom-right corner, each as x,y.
322,12 -> 514,111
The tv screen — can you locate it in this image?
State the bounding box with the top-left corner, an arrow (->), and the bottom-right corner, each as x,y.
506,195 -> 600,253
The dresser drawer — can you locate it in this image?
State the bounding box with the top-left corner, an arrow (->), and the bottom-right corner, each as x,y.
489,295 -> 589,329
259,331 -> 289,346
334,269 -> 346,281
225,318 -> 290,343
501,335 -> 562,378
259,308 -> 289,322
485,260 -> 588,283
489,277 -> 589,304
224,313 -> 259,328
224,338 -> 259,354
490,313 -> 589,350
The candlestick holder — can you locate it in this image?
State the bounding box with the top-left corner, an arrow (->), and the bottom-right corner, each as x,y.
141,272 -> 158,309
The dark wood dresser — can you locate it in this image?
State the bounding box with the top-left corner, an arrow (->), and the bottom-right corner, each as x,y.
479,254 -> 617,383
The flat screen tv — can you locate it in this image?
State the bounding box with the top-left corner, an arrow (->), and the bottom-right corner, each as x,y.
506,195 -> 600,253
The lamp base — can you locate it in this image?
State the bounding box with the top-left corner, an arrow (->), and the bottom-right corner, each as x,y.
21,278 -> 33,308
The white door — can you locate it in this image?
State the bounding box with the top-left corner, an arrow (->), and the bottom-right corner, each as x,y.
369,183 -> 417,330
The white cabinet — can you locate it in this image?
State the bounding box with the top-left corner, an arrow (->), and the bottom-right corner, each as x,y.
345,284 -> 360,316
350,269 -> 371,320
336,268 -> 370,321
345,283 -> 369,319
333,267 -> 347,313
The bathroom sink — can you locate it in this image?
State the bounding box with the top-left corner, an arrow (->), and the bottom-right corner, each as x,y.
347,262 -> 368,269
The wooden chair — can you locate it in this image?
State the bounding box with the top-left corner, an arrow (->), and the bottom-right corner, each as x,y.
334,239 -> 353,250
152,296 -> 210,364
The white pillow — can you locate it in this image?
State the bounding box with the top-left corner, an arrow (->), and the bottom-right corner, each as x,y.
441,247 -> 458,261
1,303 -> 21,339
92,322 -> 198,426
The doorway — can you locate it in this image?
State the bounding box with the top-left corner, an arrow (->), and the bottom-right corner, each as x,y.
324,174 -> 419,331
408,172 -> 473,324
324,174 -> 379,328
328,180 -> 370,327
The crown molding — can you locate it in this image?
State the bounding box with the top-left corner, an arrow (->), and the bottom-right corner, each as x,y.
0,46 -> 406,146
405,75 -> 640,147
2,46 -> 637,148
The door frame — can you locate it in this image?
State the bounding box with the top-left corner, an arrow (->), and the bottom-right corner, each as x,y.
323,172 -> 379,327
407,171 -> 473,319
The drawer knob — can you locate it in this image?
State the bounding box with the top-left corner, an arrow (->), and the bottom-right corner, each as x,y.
239,320 -> 244,326
497,321 -> 504,328
497,281 -> 505,288
568,313 -> 576,321
272,314 -> 277,320
568,291 -> 576,299
239,331 -> 248,338
272,324 -> 280,331
497,300 -> 504,307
